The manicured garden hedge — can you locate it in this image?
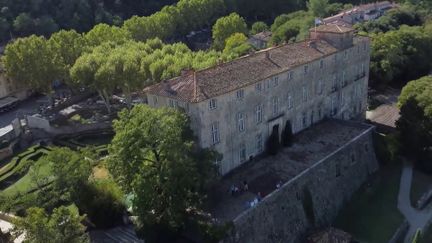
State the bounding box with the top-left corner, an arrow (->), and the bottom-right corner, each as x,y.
0,145 -> 51,185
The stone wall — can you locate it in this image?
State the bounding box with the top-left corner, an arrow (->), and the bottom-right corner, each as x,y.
224,125 -> 378,243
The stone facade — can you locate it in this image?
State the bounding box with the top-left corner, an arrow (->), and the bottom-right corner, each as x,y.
224,123 -> 378,243
146,25 -> 371,175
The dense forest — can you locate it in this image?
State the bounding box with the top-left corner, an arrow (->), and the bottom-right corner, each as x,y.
0,0 -> 382,42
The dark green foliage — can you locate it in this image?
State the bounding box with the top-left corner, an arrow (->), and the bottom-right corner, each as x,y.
270,11 -> 314,45
108,105 -> 218,235
369,25 -> 432,87
281,120 -> 293,147
397,76 -> 432,172
372,132 -> 400,165
355,5 -> 424,34
74,179 -> 126,228
0,0 -> 177,41
250,21 -> 269,35
266,127 -> 280,155
301,187 -> 315,225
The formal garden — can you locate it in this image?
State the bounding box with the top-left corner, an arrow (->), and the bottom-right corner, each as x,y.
0,130 -> 125,231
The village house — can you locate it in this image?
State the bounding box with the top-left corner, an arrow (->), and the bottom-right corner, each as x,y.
323,1 -> 396,27
145,24 -> 370,175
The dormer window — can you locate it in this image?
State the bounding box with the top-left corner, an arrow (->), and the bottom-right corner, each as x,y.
236,89 -> 244,99
209,99 -> 217,110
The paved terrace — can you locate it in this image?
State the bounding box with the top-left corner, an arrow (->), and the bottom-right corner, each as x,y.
210,119 -> 372,222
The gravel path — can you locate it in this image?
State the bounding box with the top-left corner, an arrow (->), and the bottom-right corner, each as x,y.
398,161 -> 432,242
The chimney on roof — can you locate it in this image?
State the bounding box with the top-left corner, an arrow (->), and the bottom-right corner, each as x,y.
181,68 -> 194,76
308,40 -> 317,48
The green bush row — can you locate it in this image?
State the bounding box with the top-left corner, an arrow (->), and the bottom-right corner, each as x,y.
0,146 -> 51,184
0,145 -> 42,177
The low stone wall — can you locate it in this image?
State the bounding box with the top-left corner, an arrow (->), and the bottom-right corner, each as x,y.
388,220 -> 409,243
224,125 -> 379,243
416,189 -> 432,210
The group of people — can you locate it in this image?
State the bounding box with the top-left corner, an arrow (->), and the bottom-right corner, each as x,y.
230,180 -> 249,196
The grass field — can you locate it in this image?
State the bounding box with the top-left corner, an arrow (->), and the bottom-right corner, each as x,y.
334,164 -> 404,243
2,160 -> 53,196
410,168 -> 432,207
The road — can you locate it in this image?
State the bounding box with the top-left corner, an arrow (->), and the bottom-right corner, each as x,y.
0,96 -> 47,127
398,161 -> 432,242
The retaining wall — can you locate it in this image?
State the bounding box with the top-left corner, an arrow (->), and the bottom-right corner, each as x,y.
224,126 -> 379,242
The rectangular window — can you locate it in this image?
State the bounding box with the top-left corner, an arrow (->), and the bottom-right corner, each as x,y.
341,91 -> 345,105
288,71 -> 293,80
237,112 -> 245,132
236,89 -> 244,99
363,43 -> 367,51
239,144 -> 247,162
153,96 -> 158,105
361,63 -> 365,75
287,93 -> 293,109
319,59 -> 324,69
169,99 -> 175,107
342,71 -> 346,86
209,99 -> 217,110
211,122 -> 220,144
344,50 -> 347,59
255,104 -> 263,124
304,65 -> 308,74
302,87 -> 307,102
336,163 -> 341,177
272,97 -> 279,115
266,79 -> 271,89
255,82 -> 262,92
317,80 -> 323,95
332,75 -> 337,91
273,76 -> 279,86
256,133 -> 263,152
331,96 -> 337,116
302,113 -> 307,128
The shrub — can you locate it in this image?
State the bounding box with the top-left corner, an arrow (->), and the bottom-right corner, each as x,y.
75,179 -> 126,228
281,120 -> 293,147
266,129 -> 280,155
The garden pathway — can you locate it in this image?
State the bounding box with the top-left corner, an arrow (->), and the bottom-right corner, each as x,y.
398,161 -> 432,242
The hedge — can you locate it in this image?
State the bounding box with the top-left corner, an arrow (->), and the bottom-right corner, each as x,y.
0,146 -> 51,184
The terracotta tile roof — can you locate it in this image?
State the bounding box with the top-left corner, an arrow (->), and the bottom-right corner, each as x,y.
145,39 -> 339,103
311,24 -> 354,33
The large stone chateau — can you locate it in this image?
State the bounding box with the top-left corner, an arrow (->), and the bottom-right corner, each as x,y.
145,24 -> 370,175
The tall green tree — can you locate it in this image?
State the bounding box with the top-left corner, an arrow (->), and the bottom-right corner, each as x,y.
222,33 -> 252,60
250,21 -> 269,35
48,30 -> 87,85
396,76 -> 432,171
307,0 -> 329,18
2,35 -> 59,95
70,43 -> 118,113
13,206 -> 89,243
85,23 -> 131,47
212,13 -> 248,50
107,105 -> 217,234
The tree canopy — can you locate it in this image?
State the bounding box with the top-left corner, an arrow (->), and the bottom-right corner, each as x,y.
212,13 -> 248,50
13,205 -> 89,243
250,21 -> 269,35
396,75 -> 432,172
307,0 -> 329,18
107,105 -> 217,235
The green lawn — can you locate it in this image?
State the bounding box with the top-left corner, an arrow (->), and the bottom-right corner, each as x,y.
2,161 -> 53,196
334,164 -> 404,243
410,168 -> 432,207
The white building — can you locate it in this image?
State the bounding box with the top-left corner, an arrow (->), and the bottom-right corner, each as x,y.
145,24 -> 371,175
